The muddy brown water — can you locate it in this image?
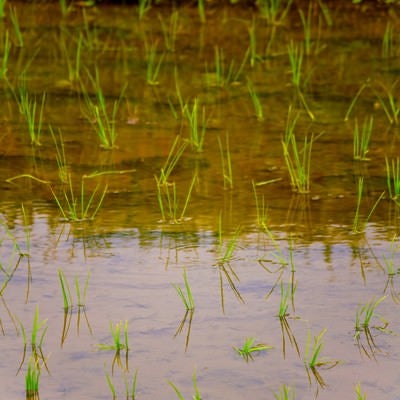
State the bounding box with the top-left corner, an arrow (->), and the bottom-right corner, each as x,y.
1,1 -> 400,399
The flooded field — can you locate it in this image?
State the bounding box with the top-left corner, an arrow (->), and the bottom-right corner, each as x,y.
1,1 -> 400,399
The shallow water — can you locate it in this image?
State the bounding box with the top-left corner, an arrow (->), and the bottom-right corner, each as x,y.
1,1 -> 400,399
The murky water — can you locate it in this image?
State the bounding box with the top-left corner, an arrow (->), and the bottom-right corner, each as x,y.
1,1 -> 400,399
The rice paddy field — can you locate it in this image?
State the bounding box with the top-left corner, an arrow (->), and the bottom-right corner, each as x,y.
2,0 -> 400,399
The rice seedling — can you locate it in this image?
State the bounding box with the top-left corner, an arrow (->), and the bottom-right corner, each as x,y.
273,384 -> 296,400
234,337 -> 272,362
198,0 -> 206,24
9,6 -> 23,47
156,136 -> 187,186
137,0 -> 151,19
172,268 -> 195,311
49,174 -> 108,222
25,356 -> 40,400
217,213 -> 240,265
159,10 -> 179,52
144,41 -> 165,86
353,116 -> 373,161
17,85 -> 46,146
58,269 -> 73,311
59,0 -> 70,16
247,77 -> 264,121
354,296 -> 387,333
287,41 -> 303,87
105,369 -> 138,399
50,127 -> 68,184
207,46 -> 249,87
375,80 -> 400,125
31,305 -> 48,350
382,21 -> 395,58
381,235 -> 399,277
355,383 -> 367,400
257,0 -> 292,25
155,173 -> 197,223
303,328 -> 338,388
0,0 -> 5,18
385,157 -> 400,201
217,133 -> 233,190
0,30 -> 10,79
282,107 -> 313,194
352,177 -> 384,234
60,30 -> 83,83
168,369 -> 202,400
252,180 -> 268,228
183,97 -> 207,152
248,17 -> 261,67
82,70 -> 127,149
98,320 -> 129,352
277,276 -> 300,358
344,81 -> 369,122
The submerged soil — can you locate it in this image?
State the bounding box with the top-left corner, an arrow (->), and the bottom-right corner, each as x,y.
1,1 -> 400,399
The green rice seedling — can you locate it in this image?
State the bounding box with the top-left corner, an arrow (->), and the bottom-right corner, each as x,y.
381,235 -> 399,277
298,3 -> 312,56
344,81 -> 370,121
198,0 -> 206,24
17,86 -> 46,146
248,17 -> 259,67
25,356 -> 40,399
157,136 -> 188,186
50,126 -> 68,184
278,280 -> 297,318
352,177 -> 384,234
0,30 -> 10,79
125,369 -> 138,400
0,0 -> 5,18
282,108 -> 313,194
144,41 -> 165,86
168,369 -> 202,400
304,328 -> 337,369
273,384 -> 296,400
21,203 -> 31,257
303,328 -> 338,388
183,97 -> 207,152
353,116 -> 373,161
58,269 -> 73,311
354,296 -> 387,333
287,41 -> 305,88
138,0 -> 151,19
252,180 -> 268,228
234,337 -> 272,362
76,270 -> 90,307
9,6 -> 23,47
247,77 -> 264,121
382,21 -> 394,58
355,383 -> 367,400
257,0 -> 292,25
98,320 -> 129,351
31,306 -> 48,350
155,173 -> 197,223
208,46 -> 249,87
375,80 -> 400,125
217,133 -> 233,190
82,70 -> 127,149
172,268 -> 195,311
49,174 -> 108,221
59,0 -> 69,16
105,372 -> 116,399
385,157 -> 400,201
60,30 -> 83,83
159,10 -> 179,52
